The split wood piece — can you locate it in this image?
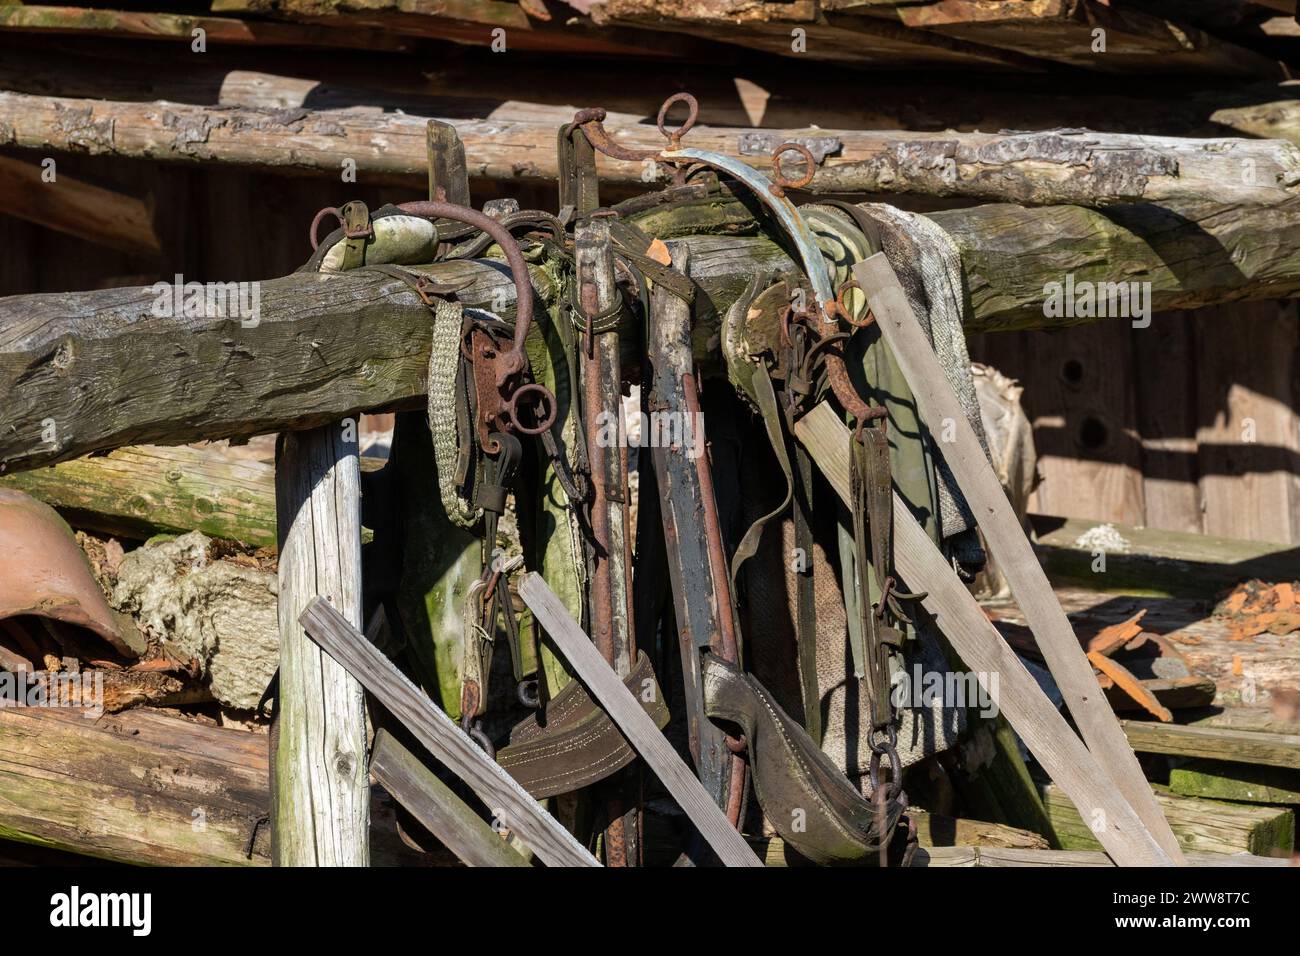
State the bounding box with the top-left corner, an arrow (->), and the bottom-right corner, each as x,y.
369,730 -> 529,868
517,571 -> 764,868
273,425 -> 370,866
854,253 -> 1185,864
1087,610 -> 1147,656
576,218 -> 640,866
646,240 -> 743,823
0,155 -> 159,257
298,595 -> 600,867
1121,720 -> 1300,771
4,89 -> 1300,206
793,403 -> 1172,866
1041,782 -> 1294,857
1087,652 -> 1173,723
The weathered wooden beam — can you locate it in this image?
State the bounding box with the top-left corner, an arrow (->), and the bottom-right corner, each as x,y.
910,845 -> 1290,867
0,445 -> 277,547
5,89 -> 1299,205
298,596 -> 601,867
1041,781 -> 1294,856
0,704 -> 270,866
518,572 -> 764,868
273,424 -> 370,866
369,730 -> 530,868
1170,760 -> 1300,805
0,155 -> 159,256
1121,719 -> 1300,770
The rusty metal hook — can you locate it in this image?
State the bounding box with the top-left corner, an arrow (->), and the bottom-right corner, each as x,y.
656,92 -> 699,148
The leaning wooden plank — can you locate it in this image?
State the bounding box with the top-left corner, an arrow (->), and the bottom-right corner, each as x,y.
369,730 -> 529,868
0,155 -> 159,257
793,404 -> 1172,866
1041,782 -> 1294,857
0,705 -> 270,866
855,253 -> 1185,864
273,425 -> 370,866
4,89 -> 1299,205
517,572 -> 764,868
0,445 -> 277,547
1121,720 -> 1300,770
298,596 -> 600,867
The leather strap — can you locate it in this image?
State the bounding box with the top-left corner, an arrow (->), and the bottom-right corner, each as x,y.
702,655 -> 905,865
497,651 -> 669,798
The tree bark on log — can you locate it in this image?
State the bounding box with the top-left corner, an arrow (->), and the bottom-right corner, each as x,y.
3,89 -> 1299,205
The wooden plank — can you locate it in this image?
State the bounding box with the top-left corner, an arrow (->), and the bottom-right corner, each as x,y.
1134,313 -> 1202,534
517,572 -> 764,868
273,425 -> 369,865
911,846 -> 1291,867
1042,781 -> 1294,856
1028,513 -> 1298,599
855,253 -> 1185,863
369,730 -> 529,868
1016,324 -> 1146,526
1169,760 -> 1300,805
1122,720 -> 1300,770
793,403 -> 1174,866
0,155 -> 159,257
298,596 -> 600,867
1193,300 -> 1300,546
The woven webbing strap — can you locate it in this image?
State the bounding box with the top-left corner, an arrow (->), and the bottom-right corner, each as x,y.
428,298 -> 481,528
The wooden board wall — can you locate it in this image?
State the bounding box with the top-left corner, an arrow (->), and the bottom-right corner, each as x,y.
970,303 -> 1300,546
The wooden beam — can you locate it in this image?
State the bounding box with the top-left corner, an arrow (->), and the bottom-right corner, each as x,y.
4,89 -> 1299,206
1041,781 -> 1294,856
910,845 -> 1290,867
1121,719 -> 1300,770
273,424 -> 370,865
1169,760 -> 1300,804
0,705 -> 270,866
0,445 -> 277,547
369,730 -> 530,868
793,402 -> 1173,866
856,252 -> 1184,863
517,572 -> 764,868
0,155 -> 159,256
298,596 -> 601,867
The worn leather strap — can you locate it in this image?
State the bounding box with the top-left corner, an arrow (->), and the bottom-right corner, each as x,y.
702,655 -> 905,865
496,650 -> 669,798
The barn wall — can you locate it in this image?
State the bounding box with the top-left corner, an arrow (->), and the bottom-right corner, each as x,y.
969,305 -> 1300,545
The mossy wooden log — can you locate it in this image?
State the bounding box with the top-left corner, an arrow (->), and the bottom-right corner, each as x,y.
0,704 -> 271,866
5,89 -> 1300,205
1170,760 -> 1300,805
0,445 -> 277,547
5,188 -> 1300,472
1040,781 -> 1295,856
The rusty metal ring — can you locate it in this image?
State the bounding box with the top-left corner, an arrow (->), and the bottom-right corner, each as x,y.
656,92 -> 699,146
835,278 -> 876,328
771,142 -> 817,190
309,206 -> 343,251
505,382 -> 558,436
